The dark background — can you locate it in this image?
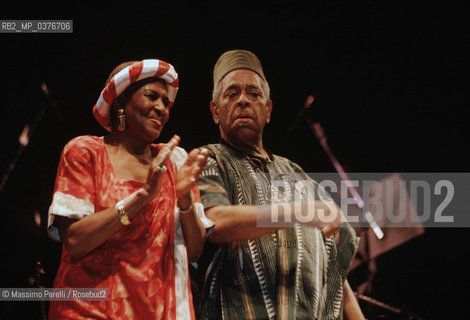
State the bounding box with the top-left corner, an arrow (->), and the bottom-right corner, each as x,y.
1,1 -> 468,319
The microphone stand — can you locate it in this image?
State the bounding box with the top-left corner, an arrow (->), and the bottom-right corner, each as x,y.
354,292 -> 427,320
304,111 -> 382,295
297,96 -> 425,319
1,82 -> 60,318
0,82 -> 61,192
300,99 -> 384,239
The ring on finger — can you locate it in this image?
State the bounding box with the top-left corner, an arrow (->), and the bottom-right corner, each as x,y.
157,165 -> 167,173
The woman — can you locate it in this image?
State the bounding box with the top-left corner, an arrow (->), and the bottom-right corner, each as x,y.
47,59 -> 213,319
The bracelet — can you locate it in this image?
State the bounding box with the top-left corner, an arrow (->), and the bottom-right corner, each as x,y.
178,193 -> 194,215
116,201 -> 131,226
178,202 -> 194,215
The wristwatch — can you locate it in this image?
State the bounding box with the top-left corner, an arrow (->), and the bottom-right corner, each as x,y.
116,201 -> 131,226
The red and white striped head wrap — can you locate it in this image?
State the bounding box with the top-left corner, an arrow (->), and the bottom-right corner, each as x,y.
93,59 -> 179,131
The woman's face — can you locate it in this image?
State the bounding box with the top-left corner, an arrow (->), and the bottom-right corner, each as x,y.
123,79 -> 170,142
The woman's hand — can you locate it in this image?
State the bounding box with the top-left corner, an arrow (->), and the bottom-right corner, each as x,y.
174,147 -> 209,261
144,135 -> 180,198
175,148 -> 209,208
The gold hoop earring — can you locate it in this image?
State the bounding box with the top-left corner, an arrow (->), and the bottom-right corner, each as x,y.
117,108 -> 126,132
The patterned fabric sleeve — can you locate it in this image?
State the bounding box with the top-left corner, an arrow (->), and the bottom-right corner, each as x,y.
285,156 -> 360,271
47,137 -> 96,241
197,148 -> 232,210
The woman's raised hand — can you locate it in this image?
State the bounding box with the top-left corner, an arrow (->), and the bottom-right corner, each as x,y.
175,148 -> 209,207
144,135 -> 180,198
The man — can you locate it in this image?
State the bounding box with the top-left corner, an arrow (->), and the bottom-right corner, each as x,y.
197,50 -> 364,319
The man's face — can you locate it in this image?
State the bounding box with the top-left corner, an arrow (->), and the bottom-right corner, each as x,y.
210,69 -> 272,146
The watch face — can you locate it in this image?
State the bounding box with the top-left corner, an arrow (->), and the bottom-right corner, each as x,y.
120,216 -> 131,225
118,205 -> 131,225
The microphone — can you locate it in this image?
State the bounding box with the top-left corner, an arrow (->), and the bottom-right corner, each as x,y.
40,82 -> 64,124
287,95 -> 315,132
